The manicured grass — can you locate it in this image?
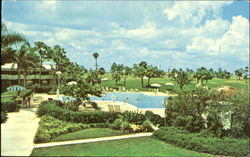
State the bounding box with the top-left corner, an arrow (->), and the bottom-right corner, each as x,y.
50,128 -> 127,142
101,76 -> 248,92
31,137 -> 218,156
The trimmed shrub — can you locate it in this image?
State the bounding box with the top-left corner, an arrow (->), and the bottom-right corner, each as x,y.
120,111 -> 146,125
142,120 -> 154,132
145,111 -> 164,127
34,86 -> 52,93
153,127 -> 249,156
1,104 -> 8,123
34,115 -> 91,143
111,119 -> 123,130
121,121 -> 133,132
1,97 -> 16,112
36,100 -> 119,124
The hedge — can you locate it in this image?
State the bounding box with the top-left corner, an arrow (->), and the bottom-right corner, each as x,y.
2,89 -> 33,98
36,100 -> 119,124
1,97 -> 16,112
34,116 -> 89,143
153,127 -> 249,157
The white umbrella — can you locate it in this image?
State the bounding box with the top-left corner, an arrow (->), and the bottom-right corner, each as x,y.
67,81 -> 77,85
151,83 -> 161,88
165,82 -> 174,86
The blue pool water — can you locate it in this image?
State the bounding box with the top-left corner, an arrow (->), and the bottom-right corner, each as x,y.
61,92 -> 168,109
90,92 -> 167,109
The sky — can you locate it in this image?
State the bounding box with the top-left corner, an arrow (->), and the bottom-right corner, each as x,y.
2,0 -> 249,72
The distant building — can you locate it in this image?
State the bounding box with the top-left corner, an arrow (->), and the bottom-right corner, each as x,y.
1,63 -> 54,91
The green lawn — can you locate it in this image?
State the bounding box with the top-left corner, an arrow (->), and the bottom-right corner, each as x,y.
101,76 -> 248,92
50,128 -> 127,142
31,137 -> 219,156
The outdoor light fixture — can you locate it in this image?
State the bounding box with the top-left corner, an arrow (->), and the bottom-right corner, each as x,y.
56,71 -> 62,100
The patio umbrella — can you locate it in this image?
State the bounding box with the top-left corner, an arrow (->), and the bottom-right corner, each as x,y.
67,81 -> 77,85
151,83 -> 161,88
165,82 -> 174,86
7,85 -> 26,96
7,85 -> 26,91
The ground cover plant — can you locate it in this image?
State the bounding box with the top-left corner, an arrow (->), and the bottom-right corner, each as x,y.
153,127 -> 249,157
31,137 -> 218,157
34,115 -> 111,143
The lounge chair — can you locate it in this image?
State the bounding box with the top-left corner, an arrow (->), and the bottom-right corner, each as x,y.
114,105 -> 121,113
108,105 -> 115,112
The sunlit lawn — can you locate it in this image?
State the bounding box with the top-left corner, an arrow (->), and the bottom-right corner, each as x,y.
101,75 -> 248,92
31,137 -> 218,156
50,128 -> 127,142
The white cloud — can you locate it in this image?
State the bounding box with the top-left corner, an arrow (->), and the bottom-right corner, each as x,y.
163,1 -> 233,26
187,15 -> 249,60
113,21 -> 157,38
111,40 -> 130,50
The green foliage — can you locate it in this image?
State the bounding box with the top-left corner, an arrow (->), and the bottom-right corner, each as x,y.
121,121 -> 133,132
120,111 -> 146,125
166,87 -> 234,135
142,120 -> 154,132
33,86 -> 52,93
226,90 -> 249,138
111,119 -> 123,130
36,100 -> 119,124
1,104 -> 8,123
1,97 -> 16,112
153,127 -> 249,156
170,69 -> 193,89
34,115 -> 91,143
144,111 -> 164,127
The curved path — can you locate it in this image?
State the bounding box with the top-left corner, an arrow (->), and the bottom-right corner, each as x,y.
1,108 -> 40,156
34,132 -> 153,149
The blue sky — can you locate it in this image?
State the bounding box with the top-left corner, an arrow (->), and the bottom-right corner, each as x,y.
2,0 -> 249,72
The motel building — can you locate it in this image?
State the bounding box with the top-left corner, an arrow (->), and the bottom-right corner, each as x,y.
1,63 -> 54,92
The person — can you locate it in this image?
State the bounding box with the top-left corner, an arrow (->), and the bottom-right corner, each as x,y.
26,96 -> 31,108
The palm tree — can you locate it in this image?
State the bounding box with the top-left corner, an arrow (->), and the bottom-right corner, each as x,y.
122,66 -> 132,87
145,65 -> 157,86
13,43 -> 30,85
171,69 -> 193,89
133,61 -> 148,88
92,52 -> 99,71
20,50 -> 40,87
1,23 -> 27,65
34,41 -> 49,87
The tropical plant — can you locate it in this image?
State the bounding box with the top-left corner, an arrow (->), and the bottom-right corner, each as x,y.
133,61 -> 148,88
110,63 -> 123,85
171,69 -> 193,89
33,41 -> 50,87
122,66 -> 132,87
1,23 -> 27,65
234,68 -> 244,80
92,52 -> 99,71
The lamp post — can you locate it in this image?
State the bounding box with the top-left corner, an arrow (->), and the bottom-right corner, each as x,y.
56,71 -> 62,100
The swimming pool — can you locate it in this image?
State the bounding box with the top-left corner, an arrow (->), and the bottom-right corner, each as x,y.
61,92 -> 168,109
90,92 -> 167,109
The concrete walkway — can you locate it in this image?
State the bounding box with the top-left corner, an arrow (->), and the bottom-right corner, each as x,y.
34,132 -> 153,149
1,108 -> 40,156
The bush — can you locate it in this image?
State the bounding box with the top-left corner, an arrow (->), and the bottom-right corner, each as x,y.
120,111 -> 146,125
34,115 -> 91,143
142,120 -> 154,132
145,111 -> 164,127
121,121 -> 132,132
1,97 -> 16,112
1,104 -> 8,123
36,100 -> 119,124
34,86 -> 52,93
153,127 -> 249,156
111,119 -> 123,130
